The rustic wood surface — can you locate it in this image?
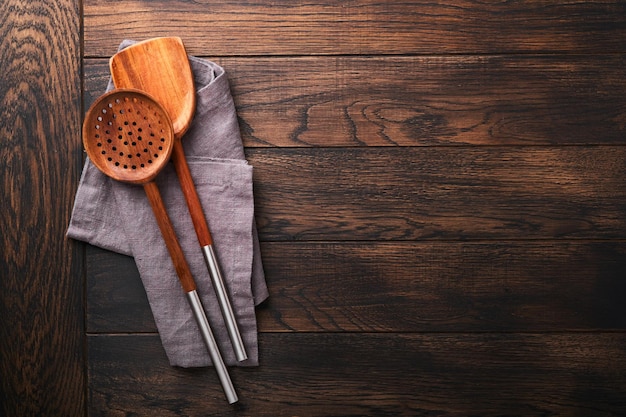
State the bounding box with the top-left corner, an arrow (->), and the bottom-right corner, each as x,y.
0,0 -> 84,416
3,0 -> 626,416
88,333 -> 626,416
83,0 -> 626,56
85,55 -> 626,147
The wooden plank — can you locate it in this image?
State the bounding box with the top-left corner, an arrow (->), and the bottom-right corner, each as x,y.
249,147 -> 626,241
85,54 -> 626,147
83,0 -> 626,57
259,241 -> 626,332
0,0 -> 84,415
86,241 -> 626,333
88,333 -> 626,416
224,55 -> 626,147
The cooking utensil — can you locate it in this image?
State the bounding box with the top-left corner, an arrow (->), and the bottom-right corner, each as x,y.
110,37 -> 248,362
83,89 -> 238,404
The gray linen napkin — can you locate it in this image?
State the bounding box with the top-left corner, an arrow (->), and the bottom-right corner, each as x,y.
68,41 -> 268,367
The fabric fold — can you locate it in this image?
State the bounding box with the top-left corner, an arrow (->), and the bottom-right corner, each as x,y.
68,41 -> 268,367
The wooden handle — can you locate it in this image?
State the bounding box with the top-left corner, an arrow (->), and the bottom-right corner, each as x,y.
171,140 -> 213,246
143,181 -> 197,292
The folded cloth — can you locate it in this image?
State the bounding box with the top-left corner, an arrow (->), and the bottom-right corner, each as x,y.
68,40 -> 268,367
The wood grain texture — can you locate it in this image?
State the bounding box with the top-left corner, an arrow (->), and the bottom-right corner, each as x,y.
225,55 -> 626,147
85,55 -> 626,147
88,333 -> 626,416
79,1 -> 626,415
0,0 -> 84,415
249,147 -> 626,241
83,0 -> 626,56
87,241 -> 626,333
259,241 -> 626,332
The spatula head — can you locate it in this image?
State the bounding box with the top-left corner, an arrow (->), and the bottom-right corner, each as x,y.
110,37 -> 196,139
83,89 -> 174,184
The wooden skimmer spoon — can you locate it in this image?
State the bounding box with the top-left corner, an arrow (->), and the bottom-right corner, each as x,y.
110,37 -> 248,363
83,89 -> 238,404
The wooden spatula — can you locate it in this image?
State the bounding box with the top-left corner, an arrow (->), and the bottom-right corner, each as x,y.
110,37 -> 248,363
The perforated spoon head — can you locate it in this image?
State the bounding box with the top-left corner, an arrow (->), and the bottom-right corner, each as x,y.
109,37 -> 196,140
83,89 -> 174,184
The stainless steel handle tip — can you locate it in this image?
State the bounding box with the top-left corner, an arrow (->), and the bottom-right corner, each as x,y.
186,290 -> 238,404
202,244 -> 248,362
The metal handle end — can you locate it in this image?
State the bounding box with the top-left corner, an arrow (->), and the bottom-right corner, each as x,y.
202,244 -> 248,362
186,290 -> 238,403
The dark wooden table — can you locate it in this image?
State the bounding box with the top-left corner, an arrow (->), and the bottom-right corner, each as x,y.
2,1 -> 626,416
